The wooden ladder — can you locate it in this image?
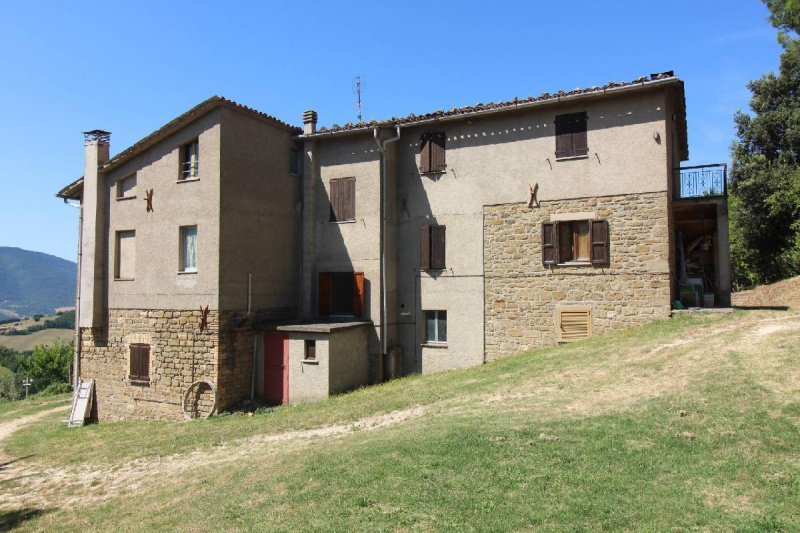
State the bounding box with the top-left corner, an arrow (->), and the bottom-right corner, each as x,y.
66,379 -> 94,427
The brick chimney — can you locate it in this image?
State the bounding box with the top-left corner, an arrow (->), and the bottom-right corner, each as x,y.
79,130 -> 110,328
302,110 -> 318,135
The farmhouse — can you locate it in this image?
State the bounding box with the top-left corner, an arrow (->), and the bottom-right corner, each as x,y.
57,71 -> 731,421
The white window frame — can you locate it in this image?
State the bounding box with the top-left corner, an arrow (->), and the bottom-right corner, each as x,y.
180,139 -> 199,180
179,225 -> 198,273
424,310 -> 447,345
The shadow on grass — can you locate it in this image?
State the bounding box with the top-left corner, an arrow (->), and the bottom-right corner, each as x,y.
0,454 -> 35,473
0,508 -> 49,531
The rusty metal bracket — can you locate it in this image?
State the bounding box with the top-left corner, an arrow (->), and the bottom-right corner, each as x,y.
199,305 -> 210,332
528,182 -> 539,208
144,188 -> 154,212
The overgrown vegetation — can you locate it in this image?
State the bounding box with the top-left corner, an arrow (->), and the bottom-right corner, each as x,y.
0,341 -> 72,400
730,0 -> 800,287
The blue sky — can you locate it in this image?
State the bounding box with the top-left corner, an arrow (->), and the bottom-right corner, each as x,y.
0,0 -> 783,261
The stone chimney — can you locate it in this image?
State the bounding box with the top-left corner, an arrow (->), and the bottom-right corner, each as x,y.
302,110 -> 318,135
79,130 -> 110,328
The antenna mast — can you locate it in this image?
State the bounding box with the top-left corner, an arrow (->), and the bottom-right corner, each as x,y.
354,75 -> 364,123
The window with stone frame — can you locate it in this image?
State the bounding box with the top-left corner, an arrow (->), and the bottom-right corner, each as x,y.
542,219 -> 608,265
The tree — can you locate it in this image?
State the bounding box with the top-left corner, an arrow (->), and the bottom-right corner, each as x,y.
730,1 -> 800,286
17,340 -> 72,392
0,366 -> 17,400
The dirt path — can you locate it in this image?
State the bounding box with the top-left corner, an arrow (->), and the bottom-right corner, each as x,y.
0,404 -> 427,510
0,405 -> 70,462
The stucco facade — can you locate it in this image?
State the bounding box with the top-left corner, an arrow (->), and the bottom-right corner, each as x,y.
58,73 -> 731,421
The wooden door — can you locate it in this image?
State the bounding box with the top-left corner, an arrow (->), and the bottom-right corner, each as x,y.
263,333 -> 289,405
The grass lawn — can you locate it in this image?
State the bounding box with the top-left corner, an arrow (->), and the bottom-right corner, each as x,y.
1,310 -> 799,531
0,328 -> 73,352
0,394 -> 70,424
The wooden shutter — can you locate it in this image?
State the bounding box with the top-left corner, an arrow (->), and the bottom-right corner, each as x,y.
129,344 -> 150,382
430,132 -> 446,172
557,308 -> 592,342
419,225 -> 431,270
318,272 -> 332,315
431,225 -> 446,270
329,179 -> 340,221
352,272 -> 364,317
573,113 -> 588,156
590,219 -> 609,265
419,133 -> 431,173
344,177 -> 355,220
555,115 -> 572,158
542,222 -> 558,265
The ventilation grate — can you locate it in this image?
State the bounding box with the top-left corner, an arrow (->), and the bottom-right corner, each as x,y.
557,308 -> 592,342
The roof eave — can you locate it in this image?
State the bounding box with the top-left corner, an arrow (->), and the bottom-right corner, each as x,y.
299,77 -> 682,140
55,176 -> 83,200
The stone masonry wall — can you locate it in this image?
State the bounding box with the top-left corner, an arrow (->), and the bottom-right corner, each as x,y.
80,309 -> 219,421
484,192 -> 672,359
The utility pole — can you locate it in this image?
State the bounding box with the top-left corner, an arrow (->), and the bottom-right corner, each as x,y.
22,377 -> 33,399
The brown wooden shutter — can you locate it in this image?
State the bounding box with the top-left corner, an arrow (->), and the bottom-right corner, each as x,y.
573,113 -> 588,156
431,225 -> 446,270
542,222 -> 558,265
420,225 -> 431,270
555,115 -> 571,158
318,273 -> 332,315
419,133 -> 431,173
557,308 -> 592,342
352,272 -> 364,317
346,177 -> 355,220
130,344 -> 150,381
431,132 -> 446,172
590,219 -> 609,265
329,180 -> 340,221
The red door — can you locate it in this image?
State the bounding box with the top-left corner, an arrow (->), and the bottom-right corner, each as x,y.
263,333 -> 289,405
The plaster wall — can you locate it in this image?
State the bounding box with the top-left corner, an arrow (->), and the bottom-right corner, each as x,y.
104,111 -> 222,311
287,333 -> 329,404
328,325 -> 370,393
218,108 -> 300,313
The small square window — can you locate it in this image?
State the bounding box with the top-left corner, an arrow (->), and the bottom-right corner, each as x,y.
555,112 -> 588,159
180,225 -> 198,273
304,340 -> 316,361
116,173 -> 137,199
424,310 -> 447,344
180,139 -> 199,180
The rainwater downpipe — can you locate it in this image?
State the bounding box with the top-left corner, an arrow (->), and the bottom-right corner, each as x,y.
65,199 -> 82,391
373,126 -> 401,364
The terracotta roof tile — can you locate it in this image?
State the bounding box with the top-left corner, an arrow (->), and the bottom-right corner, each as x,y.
312,72 -> 676,135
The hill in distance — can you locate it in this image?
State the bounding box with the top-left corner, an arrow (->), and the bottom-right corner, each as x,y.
0,247 -> 76,317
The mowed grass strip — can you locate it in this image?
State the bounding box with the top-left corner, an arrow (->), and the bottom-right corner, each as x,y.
3,310 -> 799,531
0,394 -> 70,424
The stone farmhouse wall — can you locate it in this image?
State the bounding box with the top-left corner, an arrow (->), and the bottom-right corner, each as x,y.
80,309 -> 219,421
484,191 -> 672,359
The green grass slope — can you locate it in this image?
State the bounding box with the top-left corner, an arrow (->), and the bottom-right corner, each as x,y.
0,247 -> 76,316
1,310 -> 799,531
0,329 -> 73,352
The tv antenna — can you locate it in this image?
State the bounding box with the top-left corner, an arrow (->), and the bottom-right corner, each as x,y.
353,75 -> 364,123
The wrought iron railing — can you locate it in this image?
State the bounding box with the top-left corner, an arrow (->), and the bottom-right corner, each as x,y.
674,163 -> 727,199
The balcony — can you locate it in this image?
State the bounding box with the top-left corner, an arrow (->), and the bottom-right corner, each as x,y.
674,164 -> 727,200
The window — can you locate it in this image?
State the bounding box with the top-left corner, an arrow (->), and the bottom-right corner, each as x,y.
329,177 -> 355,222
129,343 -> 150,383
424,310 -> 447,344
180,139 -> 199,180
304,340 -> 316,361
419,132 -> 446,174
116,173 -> 137,199
557,307 -> 592,342
114,230 -> 136,280
318,272 -> 364,316
289,147 -> 301,175
419,225 -> 446,270
542,219 -> 608,265
180,225 -> 198,273
555,112 -> 588,159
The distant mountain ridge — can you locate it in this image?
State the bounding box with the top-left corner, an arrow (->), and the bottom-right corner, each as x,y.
0,247 -> 76,316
